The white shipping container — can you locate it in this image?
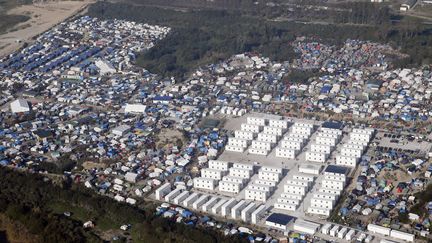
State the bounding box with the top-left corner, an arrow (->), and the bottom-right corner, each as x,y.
345,229 -> 356,241
367,224 -> 391,236
390,230 -> 415,242
338,227 -> 348,239
321,223 -> 332,235
330,225 -> 339,237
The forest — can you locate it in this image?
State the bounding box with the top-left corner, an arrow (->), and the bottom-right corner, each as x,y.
87,1 -> 432,80
0,167 -> 247,243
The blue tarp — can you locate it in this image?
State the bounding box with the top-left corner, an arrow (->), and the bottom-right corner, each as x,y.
181,210 -> 193,218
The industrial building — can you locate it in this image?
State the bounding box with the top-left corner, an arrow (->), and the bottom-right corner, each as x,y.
261,166 -> 283,174
248,183 -> 273,192
274,170 -> 316,212
251,205 -> 267,224
225,145 -> 245,152
219,180 -> 242,194
310,198 -> 335,209
124,104 -> 146,114
367,224 -> 391,236
265,213 -> 295,231
258,170 -> 281,182
390,229 -> 415,242
208,160 -> 230,171
202,197 -> 219,212
274,202 -> 297,211
235,130 -> 255,140
194,177 -> 217,190
241,202 -> 256,222
231,200 -> 247,219
221,198 -> 237,217
248,148 -> 268,155
291,123 -> 314,136
164,188 -> 182,202
280,140 -> 303,150
244,188 -> 269,201
251,140 -> 272,151
284,184 -> 307,195
222,175 -> 247,184
277,197 -> 300,205
183,192 -> 200,208
307,206 -> 331,216
241,123 -> 262,133
310,143 -> 333,154
192,194 -> 209,210
155,183 -> 171,200
275,147 -> 297,158
322,179 -> 345,190
314,192 -> 338,201
293,220 -> 320,235
229,167 -> 253,178
280,193 -> 303,200
306,165 -> 348,217
228,137 -> 250,148
232,162 -> 254,171
211,198 -> 227,215
334,128 -> 374,167
340,147 -> 362,157
286,179 -> 311,189
173,190 -> 189,205
263,126 -> 285,136
201,168 -> 225,180
268,119 -> 288,129
257,132 -> 278,143
299,164 -> 322,175
305,151 -> 328,163
336,155 -> 359,167
315,136 -> 337,146
256,179 -> 277,187
247,117 -> 266,126
10,99 -> 31,113
324,165 -> 349,177
112,125 -> 131,136
292,173 -> 315,182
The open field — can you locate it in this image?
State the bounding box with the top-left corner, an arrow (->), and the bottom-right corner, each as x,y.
0,1 -> 93,58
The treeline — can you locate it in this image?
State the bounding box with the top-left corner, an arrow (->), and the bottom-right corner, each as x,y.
0,167 -> 247,243
87,2 -> 374,79
87,2 -> 432,80
333,2 -> 391,25
126,0 -> 390,25
126,0 -> 258,11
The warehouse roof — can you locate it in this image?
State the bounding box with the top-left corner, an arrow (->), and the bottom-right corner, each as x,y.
266,213 -> 295,225
325,165 -> 349,175
322,121 -> 343,130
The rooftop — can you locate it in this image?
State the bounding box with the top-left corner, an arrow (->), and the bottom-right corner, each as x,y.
325,165 -> 350,175
266,213 -> 295,225
322,121 -> 343,130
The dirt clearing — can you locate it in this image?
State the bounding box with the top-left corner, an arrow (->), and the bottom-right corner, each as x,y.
0,1 -> 94,58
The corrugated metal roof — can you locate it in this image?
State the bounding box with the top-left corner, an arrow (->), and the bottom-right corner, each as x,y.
266,213 -> 295,225
325,165 -> 349,175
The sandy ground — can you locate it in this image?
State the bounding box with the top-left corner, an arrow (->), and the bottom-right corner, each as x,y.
0,1 -> 94,58
156,128 -> 185,148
